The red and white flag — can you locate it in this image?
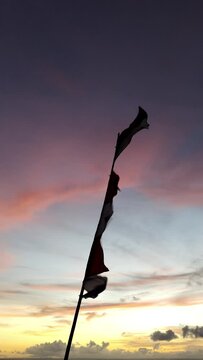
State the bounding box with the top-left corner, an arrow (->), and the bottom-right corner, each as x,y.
85,171 -> 120,278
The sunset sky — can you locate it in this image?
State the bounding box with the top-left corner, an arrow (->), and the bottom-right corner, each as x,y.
1,1 -> 203,358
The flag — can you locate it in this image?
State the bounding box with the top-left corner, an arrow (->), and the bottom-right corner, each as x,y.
83,275 -> 107,299
85,171 -> 120,278
115,106 -> 149,159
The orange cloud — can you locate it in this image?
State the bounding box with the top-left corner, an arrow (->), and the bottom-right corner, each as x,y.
0,180 -> 105,230
21,282 -> 80,292
1,118 -> 202,234
24,296 -> 202,318
1,289 -> 202,320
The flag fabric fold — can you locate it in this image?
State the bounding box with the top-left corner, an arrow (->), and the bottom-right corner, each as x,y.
115,106 -> 149,160
85,171 -> 120,278
83,275 -> 107,299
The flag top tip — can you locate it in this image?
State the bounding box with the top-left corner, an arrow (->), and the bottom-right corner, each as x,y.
138,105 -> 148,117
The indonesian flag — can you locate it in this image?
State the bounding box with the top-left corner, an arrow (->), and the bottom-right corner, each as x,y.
83,275 -> 107,299
85,171 -> 120,278
115,107 -> 149,159
83,108 -> 149,298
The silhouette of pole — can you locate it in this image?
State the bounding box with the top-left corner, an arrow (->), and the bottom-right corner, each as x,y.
63,283 -> 85,360
63,135 -> 119,360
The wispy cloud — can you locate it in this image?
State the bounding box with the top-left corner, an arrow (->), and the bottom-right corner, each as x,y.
0,301 -> 157,319
20,269 -> 195,294
21,282 -> 80,292
20,267 -> 203,303
84,311 -> 106,321
0,180 -> 104,230
109,269 -> 201,291
4,292 -> 198,319
0,289 -> 28,296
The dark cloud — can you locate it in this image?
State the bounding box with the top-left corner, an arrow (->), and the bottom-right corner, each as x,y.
20,337 -> 203,359
182,326 -> 203,338
25,340 -> 109,358
74,340 -> 109,353
25,340 -> 66,357
151,329 -> 178,342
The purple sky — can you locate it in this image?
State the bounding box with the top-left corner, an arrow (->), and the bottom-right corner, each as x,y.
0,1 -> 203,358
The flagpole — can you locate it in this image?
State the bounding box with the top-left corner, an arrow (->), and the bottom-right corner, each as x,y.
63,134 -> 119,360
63,282 -> 85,360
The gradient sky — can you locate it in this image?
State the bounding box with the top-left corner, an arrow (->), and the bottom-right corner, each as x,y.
1,0 -> 203,358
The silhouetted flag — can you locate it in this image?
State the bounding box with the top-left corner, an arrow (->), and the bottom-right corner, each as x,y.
115,107 -> 149,159
85,171 -> 120,278
83,275 -> 107,299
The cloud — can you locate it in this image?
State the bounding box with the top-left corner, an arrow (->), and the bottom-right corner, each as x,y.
182,326 -> 203,338
54,318 -> 71,326
151,330 -> 178,342
0,289 -> 28,297
120,295 -> 140,303
188,267 -> 203,286
72,340 -> 109,355
25,340 -> 110,358
138,347 -> 151,355
84,311 -> 106,321
24,338 -> 203,359
121,332 -> 134,338
0,299 -> 157,319
119,271 -> 192,286
3,288 -> 202,320
24,339 -> 142,359
0,180 -> 104,230
27,298 -> 162,319
1,118 -> 202,233
21,267 -> 203,296
21,281 -> 80,292
25,340 -> 65,357
111,268 -> 203,295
